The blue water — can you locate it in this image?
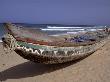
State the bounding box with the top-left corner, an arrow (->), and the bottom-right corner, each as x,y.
0,23 -> 5,41
0,23 -> 108,41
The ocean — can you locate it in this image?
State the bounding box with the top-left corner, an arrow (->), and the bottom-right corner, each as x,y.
0,23 -> 108,42
0,23 -> 5,42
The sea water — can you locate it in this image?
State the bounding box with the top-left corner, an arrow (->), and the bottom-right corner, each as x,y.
0,23 -> 107,42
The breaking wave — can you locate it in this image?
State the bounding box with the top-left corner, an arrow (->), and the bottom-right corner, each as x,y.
0,40 -> 2,42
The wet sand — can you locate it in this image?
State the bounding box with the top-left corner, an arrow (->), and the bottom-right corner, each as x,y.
0,41 -> 110,82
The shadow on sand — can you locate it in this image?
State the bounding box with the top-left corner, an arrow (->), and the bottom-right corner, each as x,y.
0,56 -> 88,81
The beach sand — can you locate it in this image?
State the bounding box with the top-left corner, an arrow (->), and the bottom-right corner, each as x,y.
0,41 -> 110,82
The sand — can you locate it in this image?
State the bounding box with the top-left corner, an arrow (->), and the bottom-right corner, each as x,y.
0,41 -> 110,82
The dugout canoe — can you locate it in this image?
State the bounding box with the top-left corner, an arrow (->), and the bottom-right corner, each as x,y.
2,23 -> 110,64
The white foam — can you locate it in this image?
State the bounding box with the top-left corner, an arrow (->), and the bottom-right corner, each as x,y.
41,28 -> 85,31
86,29 -> 103,31
47,26 -> 83,29
87,29 -> 97,31
0,40 -> 2,42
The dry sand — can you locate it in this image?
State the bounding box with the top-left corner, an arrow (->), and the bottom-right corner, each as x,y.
0,41 -> 110,82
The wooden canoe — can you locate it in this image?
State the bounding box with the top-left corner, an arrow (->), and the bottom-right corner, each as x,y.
2,23 -> 110,64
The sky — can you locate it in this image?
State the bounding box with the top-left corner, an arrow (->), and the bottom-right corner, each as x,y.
0,0 -> 110,25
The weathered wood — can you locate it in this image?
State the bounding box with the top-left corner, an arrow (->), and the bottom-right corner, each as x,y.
2,23 -> 110,64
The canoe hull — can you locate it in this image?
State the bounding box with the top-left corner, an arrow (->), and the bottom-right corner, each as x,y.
15,49 -> 94,64
14,37 -> 108,64
2,23 -> 110,64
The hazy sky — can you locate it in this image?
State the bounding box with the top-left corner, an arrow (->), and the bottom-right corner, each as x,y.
0,0 -> 110,25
